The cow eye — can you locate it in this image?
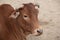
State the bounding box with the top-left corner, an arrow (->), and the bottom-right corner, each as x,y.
23,15 -> 28,18
23,15 -> 29,20
24,15 -> 27,17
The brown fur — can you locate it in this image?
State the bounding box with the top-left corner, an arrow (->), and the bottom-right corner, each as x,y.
0,3 -> 40,40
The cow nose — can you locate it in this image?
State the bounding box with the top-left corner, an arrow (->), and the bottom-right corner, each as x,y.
37,29 -> 43,36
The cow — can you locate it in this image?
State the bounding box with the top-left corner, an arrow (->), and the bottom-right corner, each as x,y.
0,3 -> 43,40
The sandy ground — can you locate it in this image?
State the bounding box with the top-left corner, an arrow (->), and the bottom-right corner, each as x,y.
0,0 -> 60,40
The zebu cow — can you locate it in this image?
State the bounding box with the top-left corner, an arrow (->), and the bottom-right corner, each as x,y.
0,3 -> 43,40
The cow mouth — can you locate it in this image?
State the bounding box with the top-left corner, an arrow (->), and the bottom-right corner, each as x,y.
35,32 -> 43,36
31,32 -> 43,36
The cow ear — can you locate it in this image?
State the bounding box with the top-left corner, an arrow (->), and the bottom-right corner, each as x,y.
9,11 -> 20,19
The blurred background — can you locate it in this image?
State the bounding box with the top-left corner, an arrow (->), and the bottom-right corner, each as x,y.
0,0 -> 60,40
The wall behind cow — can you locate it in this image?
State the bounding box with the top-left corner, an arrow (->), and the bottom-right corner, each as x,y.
0,0 -> 60,40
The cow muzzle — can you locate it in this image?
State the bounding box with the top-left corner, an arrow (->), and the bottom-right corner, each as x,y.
32,26 -> 43,36
36,28 -> 43,36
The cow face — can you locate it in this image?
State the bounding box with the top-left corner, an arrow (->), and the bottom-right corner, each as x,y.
17,3 -> 43,36
10,3 -> 43,36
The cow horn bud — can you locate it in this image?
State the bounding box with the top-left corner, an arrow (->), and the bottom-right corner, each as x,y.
35,4 -> 40,9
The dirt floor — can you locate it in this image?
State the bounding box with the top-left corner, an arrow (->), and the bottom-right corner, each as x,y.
0,0 -> 60,40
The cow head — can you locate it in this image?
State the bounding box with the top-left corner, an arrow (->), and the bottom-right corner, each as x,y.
10,3 -> 43,36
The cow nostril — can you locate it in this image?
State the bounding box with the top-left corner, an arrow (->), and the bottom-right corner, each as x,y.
37,29 -> 43,34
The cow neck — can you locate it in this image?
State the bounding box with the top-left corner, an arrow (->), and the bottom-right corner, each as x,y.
4,18 -> 26,40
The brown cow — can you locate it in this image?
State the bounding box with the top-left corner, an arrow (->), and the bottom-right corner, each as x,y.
0,3 -> 43,40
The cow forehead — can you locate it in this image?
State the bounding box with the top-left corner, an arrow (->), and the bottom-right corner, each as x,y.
23,3 -> 35,7
20,3 -> 38,15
